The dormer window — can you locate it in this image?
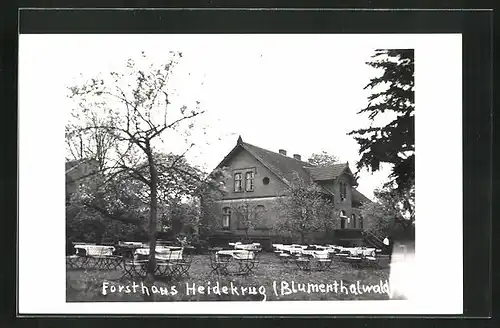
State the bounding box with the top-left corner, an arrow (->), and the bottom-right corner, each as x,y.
245,171 -> 254,191
234,173 -> 242,192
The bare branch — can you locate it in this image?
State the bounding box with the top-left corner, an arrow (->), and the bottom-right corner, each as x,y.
150,110 -> 205,140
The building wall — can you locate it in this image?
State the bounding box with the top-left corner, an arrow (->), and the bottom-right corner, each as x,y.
207,148 -> 362,244
319,173 -> 356,228
214,148 -> 288,237
216,197 -> 280,236
219,148 -> 288,199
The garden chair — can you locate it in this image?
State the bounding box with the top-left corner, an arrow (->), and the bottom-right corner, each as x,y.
233,250 -> 259,275
175,249 -> 192,278
85,245 -> 120,270
313,251 -> 332,271
66,252 -> 89,269
121,257 -> 148,280
362,254 -> 380,268
155,248 -> 185,279
294,253 -> 314,272
208,249 -> 231,276
334,249 -> 351,262
345,254 -> 363,268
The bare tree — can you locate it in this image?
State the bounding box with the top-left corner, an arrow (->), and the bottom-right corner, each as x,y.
307,151 -> 339,167
66,51 -> 207,285
273,174 -> 337,244
232,195 -> 268,242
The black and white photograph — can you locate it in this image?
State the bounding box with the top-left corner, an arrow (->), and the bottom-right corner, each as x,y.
19,33 -> 463,315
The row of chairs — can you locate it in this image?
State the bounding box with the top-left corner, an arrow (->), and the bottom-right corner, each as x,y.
121,251 -> 192,280
275,248 -> 382,271
208,248 -> 260,276
66,246 -> 193,281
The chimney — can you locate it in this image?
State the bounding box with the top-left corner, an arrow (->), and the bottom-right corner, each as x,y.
293,154 -> 301,161
278,149 -> 287,156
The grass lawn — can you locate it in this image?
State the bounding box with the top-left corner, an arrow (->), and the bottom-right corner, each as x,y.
67,253 -> 392,302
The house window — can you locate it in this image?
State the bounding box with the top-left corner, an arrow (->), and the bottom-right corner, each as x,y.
352,214 -> 356,228
359,216 -> 364,230
340,181 -> 347,201
222,207 -> 231,229
340,210 -> 347,229
262,177 -> 270,185
234,173 -> 242,192
245,171 -> 255,191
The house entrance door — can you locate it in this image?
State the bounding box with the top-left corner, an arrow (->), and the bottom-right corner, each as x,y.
340,217 -> 346,229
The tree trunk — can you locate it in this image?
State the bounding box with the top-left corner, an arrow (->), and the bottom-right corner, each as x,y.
144,141 -> 157,301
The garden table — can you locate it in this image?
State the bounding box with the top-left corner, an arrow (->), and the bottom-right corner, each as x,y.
74,245 -> 114,255
216,249 -> 254,259
120,241 -> 145,246
134,246 -> 182,257
74,245 -> 121,270
292,250 -> 333,272
114,244 -> 140,259
233,243 -> 261,251
208,248 -> 230,275
215,250 -> 258,276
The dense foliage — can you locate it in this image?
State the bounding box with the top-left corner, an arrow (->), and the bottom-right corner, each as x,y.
307,151 -> 339,167
65,52 -> 223,278
348,49 -> 414,193
360,183 -> 415,240
273,174 -> 338,244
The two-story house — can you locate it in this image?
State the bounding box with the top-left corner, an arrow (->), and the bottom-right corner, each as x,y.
203,136 -> 372,248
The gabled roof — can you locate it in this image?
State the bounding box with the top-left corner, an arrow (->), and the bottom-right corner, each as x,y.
241,142 -> 314,186
352,188 -> 372,204
215,136 -> 372,203
304,163 -> 352,181
216,137 -> 314,187
216,136 -> 357,187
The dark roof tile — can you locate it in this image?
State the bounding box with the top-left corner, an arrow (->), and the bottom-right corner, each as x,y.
217,137 -> 368,200
304,164 -> 349,181
241,142 -> 313,185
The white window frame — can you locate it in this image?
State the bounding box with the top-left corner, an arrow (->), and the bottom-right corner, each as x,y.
245,171 -> 255,191
234,173 -> 242,192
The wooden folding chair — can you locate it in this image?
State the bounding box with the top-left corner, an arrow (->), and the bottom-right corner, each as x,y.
233,251 -> 259,276
121,258 -> 148,280
295,253 -> 313,272
209,250 -> 231,276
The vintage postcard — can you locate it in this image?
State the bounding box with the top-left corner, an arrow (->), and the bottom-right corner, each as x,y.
18,33 -> 463,315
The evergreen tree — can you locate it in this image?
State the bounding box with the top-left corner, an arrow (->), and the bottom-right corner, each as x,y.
348,49 -> 414,192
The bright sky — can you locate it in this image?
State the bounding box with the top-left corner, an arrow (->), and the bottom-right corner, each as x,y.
19,34 -> 466,313
20,34 -> 398,200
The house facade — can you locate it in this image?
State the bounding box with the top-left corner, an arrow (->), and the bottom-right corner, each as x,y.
203,136 -> 371,247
